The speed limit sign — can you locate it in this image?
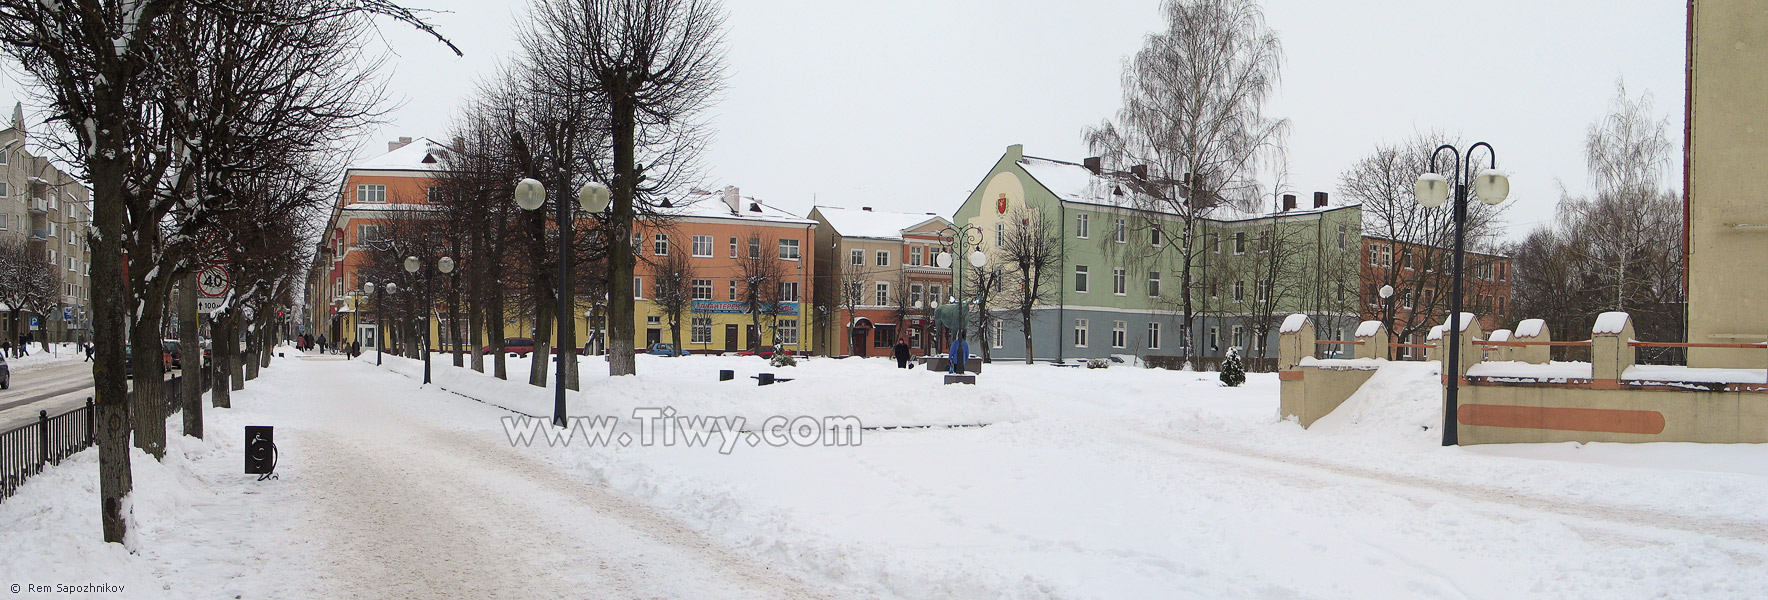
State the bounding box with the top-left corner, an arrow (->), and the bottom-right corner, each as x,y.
199,264 -> 231,298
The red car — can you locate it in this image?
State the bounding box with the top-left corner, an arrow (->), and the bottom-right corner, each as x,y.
481,337 -> 536,357
734,345 -> 779,358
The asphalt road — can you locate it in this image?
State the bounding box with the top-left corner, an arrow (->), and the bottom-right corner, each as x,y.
0,360 -> 170,431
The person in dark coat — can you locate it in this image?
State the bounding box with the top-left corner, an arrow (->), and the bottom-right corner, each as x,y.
316,334 -> 328,354
892,338 -> 911,369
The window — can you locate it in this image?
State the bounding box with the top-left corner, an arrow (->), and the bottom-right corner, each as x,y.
850,249 -> 864,266
0,149 -> 7,165
1336,282 -> 1345,302
1148,271 -> 1161,297
910,327 -> 922,349
990,319 -> 1004,349
0,213 -> 7,230
691,317 -> 713,344
0,182 -> 8,197
692,235 -> 713,257
910,283 -> 923,307
995,222 -> 1005,248
1255,279 -> 1267,302
1381,245 -> 1393,267
728,280 -> 737,301
427,186 -> 443,203
47,222 -> 56,238
355,184 -> 386,203
1424,288 -> 1435,308
1232,325 -> 1245,349
1498,262 -> 1509,281
875,282 -> 890,306
654,234 -> 669,256
647,315 -> 661,325
873,324 -> 896,348
691,279 -> 712,300
1114,218 -> 1127,243
1151,225 -> 1163,246
1402,248 -> 1413,270
1074,265 -> 1089,293
1112,268 -> 1126,295
633,277 -> 643,299
68,256 -> 77,272
1498,296 -> 1506,314
876,250 -> 890,267
778,319 -> 799,345
911,246 -> 922,266
778,281 -> 799,302
1074,319 -> 1089,348
1369,245 -> 1381,267
1112,321 -> 1127,348
748,237 -> 761,259
930,285 -> 942,305
48,249 -> 56,263
778,238 -> 800,260
1336,224 -> 1347,250
1258,230 -> 1271,253
730,237 -> 739,258
1234,231 -> 1246,254
1076,213 -> 1089,238
1209,280 -> 1219,299
1213,234 -> 1222,254
1147,322 -> 1162,350
1233,280 -> 1245,301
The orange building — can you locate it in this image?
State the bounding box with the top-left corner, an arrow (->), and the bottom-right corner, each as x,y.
807,206 -> 953,357
1359,235 -> 1512,357
307,137 -> 449,348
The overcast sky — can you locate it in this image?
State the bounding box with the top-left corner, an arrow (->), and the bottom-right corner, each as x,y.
3,0 -> 1688,240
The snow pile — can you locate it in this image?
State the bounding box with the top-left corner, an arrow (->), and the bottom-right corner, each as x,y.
1592,312 -> 1631,335
1305,361 -> 1442,440
1278,313 -> 1308,334
1466,361 -> 1593,381
1514,318 -> 1547,338
1354,320 -> 1383,338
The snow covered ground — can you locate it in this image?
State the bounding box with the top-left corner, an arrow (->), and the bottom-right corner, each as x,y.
3,349 -> 1766,598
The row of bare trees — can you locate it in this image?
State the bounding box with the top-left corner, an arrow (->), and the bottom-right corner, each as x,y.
0,0 -> 456,544
0,236 -> 62,348
417,0 -> 725,387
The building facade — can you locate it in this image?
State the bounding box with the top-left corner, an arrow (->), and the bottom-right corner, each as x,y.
1685,0 -> 1768,368
808,205 -> 952,357
1358,235 -> 1513,358
952,145 -> 1362,365
0,103 -> 93,345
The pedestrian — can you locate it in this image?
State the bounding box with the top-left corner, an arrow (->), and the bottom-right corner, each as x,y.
17,333 -> 26,357
351,340 -> 360,358
948,335 -> 969,374
892,337 -> 911,369
316,334 -> 328,354
83,342 -> 93,362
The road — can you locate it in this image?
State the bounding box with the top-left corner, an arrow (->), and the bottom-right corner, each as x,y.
0,359 -> 171,431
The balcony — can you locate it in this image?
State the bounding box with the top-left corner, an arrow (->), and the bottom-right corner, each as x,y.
27,197 -> 46,213
28,227 -> 45,240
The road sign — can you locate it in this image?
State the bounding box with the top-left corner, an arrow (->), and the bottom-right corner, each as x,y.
29,316 -> 38,328
62,308 -> 71,321
198,264 -> 230,313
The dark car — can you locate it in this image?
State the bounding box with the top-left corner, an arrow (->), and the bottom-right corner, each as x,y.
735,345 -> 778,358
0,353 -> 10,389
481,337 -> 536,357
123,345 -> 172,378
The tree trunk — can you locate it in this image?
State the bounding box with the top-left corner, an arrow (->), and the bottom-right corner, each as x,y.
529,294 -> 552,388
212,315 -> 232,408
244,322 -> 260,382
229,315 -> 245,392
130,299 -> 167,460
89,146 -> 132,544
179,274 -> 201,439
606,104 -> 638,376
451,238 -> 463,368
491,274 -> 507,380
1022,307 -> 1035,365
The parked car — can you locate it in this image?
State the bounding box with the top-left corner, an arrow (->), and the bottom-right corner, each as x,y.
161,339 -> 183,369
124,345 -> 174,379
0,353 -> 10,389
480,337 -> 536,357
734,345 -> 778,358
647,343 -> 688,357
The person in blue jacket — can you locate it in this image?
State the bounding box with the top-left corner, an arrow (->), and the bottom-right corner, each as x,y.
948,335 -> 969,374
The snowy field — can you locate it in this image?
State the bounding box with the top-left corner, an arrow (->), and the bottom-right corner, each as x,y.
2,348 -> 1766,598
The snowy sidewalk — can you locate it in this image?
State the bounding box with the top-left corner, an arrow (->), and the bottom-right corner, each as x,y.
0,352 -> 828,599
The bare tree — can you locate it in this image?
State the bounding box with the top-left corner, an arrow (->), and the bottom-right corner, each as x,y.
736,230 -> 785,351
648,243 -> 696,353
1083,0 -> 1288,368
998,205 -> 1062,363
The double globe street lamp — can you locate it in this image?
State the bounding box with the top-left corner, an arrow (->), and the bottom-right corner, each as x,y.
1413,142 -> 1510,446
514,177 -> 611,427
933,225 -> 987,376
404,255 -> 455,385
361,281 -> 397,366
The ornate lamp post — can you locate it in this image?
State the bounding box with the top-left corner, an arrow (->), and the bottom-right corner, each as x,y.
1414,143 -> 1510,446
514,178 -> 611,427
933,224 -> 987,375
403,255 -> 455,384
362,281 -> 398,366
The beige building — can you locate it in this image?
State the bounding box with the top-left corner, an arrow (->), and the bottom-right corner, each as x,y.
0,103 -> 93,345
808,206 -> 953,357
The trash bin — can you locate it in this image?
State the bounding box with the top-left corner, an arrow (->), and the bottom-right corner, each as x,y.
719,369 -> 734,381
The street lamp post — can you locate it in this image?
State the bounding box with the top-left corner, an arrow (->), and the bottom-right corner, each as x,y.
404,255 -> 455,385
933,224 -> 987,375
1414,143 -> 1510,446
362,281 -> 398,366
515,178 -> 611,428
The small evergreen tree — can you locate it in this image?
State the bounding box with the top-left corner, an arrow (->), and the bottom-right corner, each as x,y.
1220,346 -> 1246,387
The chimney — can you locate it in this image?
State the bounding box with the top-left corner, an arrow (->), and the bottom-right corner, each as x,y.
1282,194 -> 1297,211
722,185 -> 740,214
862,206 -> 873,212
388,136 -> 413,153
1130,165 -> 1149,180
1313,191 -> 1329,208
1083,157 -> 1102,175
451,136 -> 464,151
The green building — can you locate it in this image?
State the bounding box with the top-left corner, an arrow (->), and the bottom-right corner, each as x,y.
950,144 -> 1362,366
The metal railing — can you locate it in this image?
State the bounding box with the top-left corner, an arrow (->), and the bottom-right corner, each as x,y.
0,366 -> 211,502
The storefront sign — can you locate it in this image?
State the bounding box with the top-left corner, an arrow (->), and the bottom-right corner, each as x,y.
692,300 -> 798,316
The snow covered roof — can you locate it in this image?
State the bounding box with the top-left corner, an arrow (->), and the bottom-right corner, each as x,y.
1355,320 -> 1384,339
1514,319 -> 1547,339
813,206 -> 945,240
1488,329 -> 1512,342
349,137 -> 453,172
1592,312 -> 1631,335
661,189 -> 816,226
1015,155 -> 1352,222
1279,313 -> 1309,334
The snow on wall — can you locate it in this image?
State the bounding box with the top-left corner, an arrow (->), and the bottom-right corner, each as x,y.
1354,320 -> 1383,338
1446,312 -> 1476,332
1488,329 -> 1512,342
1593,312 -> 1631,335
1280,313 -> 1309,334
1514,319 -> 1546,338
1426,324 -> 1447,341
1466,361 -> 1593,381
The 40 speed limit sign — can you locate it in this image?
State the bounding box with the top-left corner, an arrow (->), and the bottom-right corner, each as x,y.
198,264 -> 230,311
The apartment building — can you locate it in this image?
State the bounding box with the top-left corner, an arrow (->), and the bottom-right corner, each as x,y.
807,205 -> 953,357
0,103 -> 93,344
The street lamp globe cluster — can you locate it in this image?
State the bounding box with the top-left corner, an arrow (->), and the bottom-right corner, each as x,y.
405,254 -> 455,384
1412,142 -> 1510,446
933,225 -> 987,376
361,281 -> 397,366
514,177 -> 612,427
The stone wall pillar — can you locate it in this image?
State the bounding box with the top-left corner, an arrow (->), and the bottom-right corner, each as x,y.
1591,312 -> 1635,387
